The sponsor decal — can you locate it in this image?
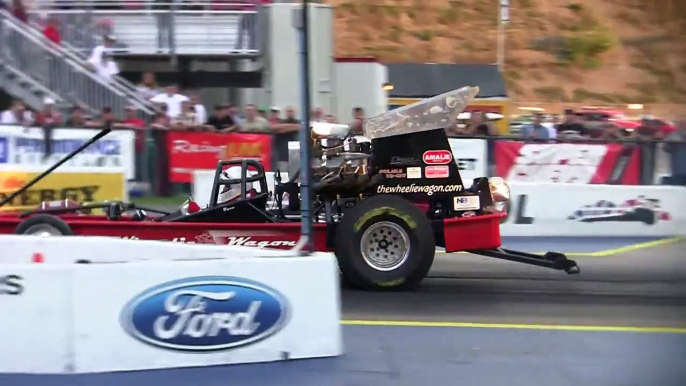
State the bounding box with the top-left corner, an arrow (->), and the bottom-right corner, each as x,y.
495,142 -> 641,184
166,132 -> 272,183
567,197 -> 670,225
389,156 -> 420,166
406,167 -> 422,179
453,196 -> 481,211
121,234 -> 298,249
377,183 -> 462,196
120,276 -> 290,352
0,171 -> 124,211
0,274 -> 23,295
425,165 -> 449,178
423,150 -> 453,165
379,168 -> 407,179
0,137 -> 7,163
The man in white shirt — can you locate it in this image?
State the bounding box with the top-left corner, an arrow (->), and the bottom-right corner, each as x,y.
88,35 -> 116,67
95,52 -> 120,81
190,94 -> 207,125
0,100 -> 34,126
150,85 -> 189,119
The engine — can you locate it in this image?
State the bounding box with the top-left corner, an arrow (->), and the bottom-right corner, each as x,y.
287,123 -> 379,197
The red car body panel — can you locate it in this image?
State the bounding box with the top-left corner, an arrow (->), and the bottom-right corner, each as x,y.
0,212 -> 505,253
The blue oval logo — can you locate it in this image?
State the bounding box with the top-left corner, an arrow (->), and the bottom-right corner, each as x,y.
120,276 -> 290,352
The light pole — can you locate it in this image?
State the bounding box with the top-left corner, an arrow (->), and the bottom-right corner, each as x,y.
294,0 -> 313,253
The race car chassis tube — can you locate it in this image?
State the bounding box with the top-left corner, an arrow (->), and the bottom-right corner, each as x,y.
469,248 -> 581,274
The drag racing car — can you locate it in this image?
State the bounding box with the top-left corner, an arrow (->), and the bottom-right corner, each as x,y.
0,86 -> 580,290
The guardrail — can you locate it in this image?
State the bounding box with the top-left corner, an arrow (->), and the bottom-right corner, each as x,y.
29,1 -> 261,56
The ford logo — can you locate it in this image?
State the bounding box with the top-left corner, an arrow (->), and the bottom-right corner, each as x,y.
120,276 -> 290,352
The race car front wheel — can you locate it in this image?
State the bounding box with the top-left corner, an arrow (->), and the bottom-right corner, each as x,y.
15,215 -> 74,237
334,195 -> 435,291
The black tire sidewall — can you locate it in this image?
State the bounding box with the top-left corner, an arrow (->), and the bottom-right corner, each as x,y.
15,215 -> 74,236
335,196 -> 435,290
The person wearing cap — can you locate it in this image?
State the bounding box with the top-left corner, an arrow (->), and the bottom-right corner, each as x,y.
556,108 -> 588,138
88,35 -> 116,70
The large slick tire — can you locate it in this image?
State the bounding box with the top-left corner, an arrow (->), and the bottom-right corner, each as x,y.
335,195 -> 435,291
15,215 -> 74,236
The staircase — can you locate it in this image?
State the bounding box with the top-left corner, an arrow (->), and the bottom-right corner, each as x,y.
0,10 -> 157,118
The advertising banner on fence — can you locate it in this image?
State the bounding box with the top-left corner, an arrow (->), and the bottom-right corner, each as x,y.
0,126 -> 136,180
448,138 -> 488,184
495,142 -> 641,184
167,131 -> 273,183
0,170 -> 126,211
500,182 -> 686,237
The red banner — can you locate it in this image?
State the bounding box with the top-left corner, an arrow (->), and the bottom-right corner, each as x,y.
494,142 -> 641,184
166,131 -> 272,183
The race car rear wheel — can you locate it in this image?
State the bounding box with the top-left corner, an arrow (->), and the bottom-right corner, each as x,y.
334,195 -> 435,291
15,215 -> 74,237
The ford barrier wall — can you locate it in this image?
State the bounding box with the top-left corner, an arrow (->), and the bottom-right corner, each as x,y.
0,238 -> 342,374
501,183 -> 686,237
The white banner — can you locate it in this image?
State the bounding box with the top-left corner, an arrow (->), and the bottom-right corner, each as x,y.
0,126 -> 136,180
500,183 -> 686,237
448,138 -> 488,185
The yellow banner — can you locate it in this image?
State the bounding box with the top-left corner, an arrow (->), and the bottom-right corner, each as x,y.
0,171 -> 125,211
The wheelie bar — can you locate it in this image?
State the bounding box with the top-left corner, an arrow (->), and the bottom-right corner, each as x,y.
470,248 -> 581,274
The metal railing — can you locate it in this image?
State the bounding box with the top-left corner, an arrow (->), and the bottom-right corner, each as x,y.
0,10 -> 157,118
29,1 -> 261,56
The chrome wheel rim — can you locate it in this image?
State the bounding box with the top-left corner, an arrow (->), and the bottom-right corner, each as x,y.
23,224 -> 61,237
360,221 -> 410,271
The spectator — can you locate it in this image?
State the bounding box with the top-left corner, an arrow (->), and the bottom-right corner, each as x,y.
94,52 -> 120,81
234,0 -> 260,51
272,106 -> 300,172
521,113 -> 550,140
597,123 -> 627,141
34,98 -> 63,158
137,72 -> 161,101
172,101 -> 197,129
326,114 -> 337,123
267,107 -> 281,125
240,104 -> 270,132
227,104 -> 243,126
350,107 -> 365,134
190,94 -> 207,126
11,0 -> 27,23
151,111 -> 171,129
65,105 -> 88,128
150,85 -> 189,119
664,119 -> 686,186
207,105 -> 236,132
88,35 -> 116,68
463,111 -> 496,136
120,105 -> 146,129
43,16 -> 61,45
311,107 -> 326,122
556,109 -> 588,138
0,100 -> 33,126
634,114 -> 662,141
258,106 -> 268,120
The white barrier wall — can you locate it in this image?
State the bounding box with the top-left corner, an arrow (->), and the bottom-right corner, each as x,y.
500,183 -> 686,237
0,235 -> 301,264
0,238 -> 342,374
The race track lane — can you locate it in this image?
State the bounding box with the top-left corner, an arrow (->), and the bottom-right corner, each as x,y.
343,241 -> 686,328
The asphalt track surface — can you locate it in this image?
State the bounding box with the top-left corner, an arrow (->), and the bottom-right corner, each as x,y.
2,237 -> 685,385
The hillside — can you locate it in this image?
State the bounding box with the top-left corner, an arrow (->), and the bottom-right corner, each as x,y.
326,0 -> 686,115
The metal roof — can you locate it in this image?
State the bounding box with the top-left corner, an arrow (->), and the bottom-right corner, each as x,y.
387,63 -> 508,99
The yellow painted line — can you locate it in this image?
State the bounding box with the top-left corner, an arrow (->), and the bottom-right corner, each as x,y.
341,320 -> 686,334
437,237 -> 683,257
